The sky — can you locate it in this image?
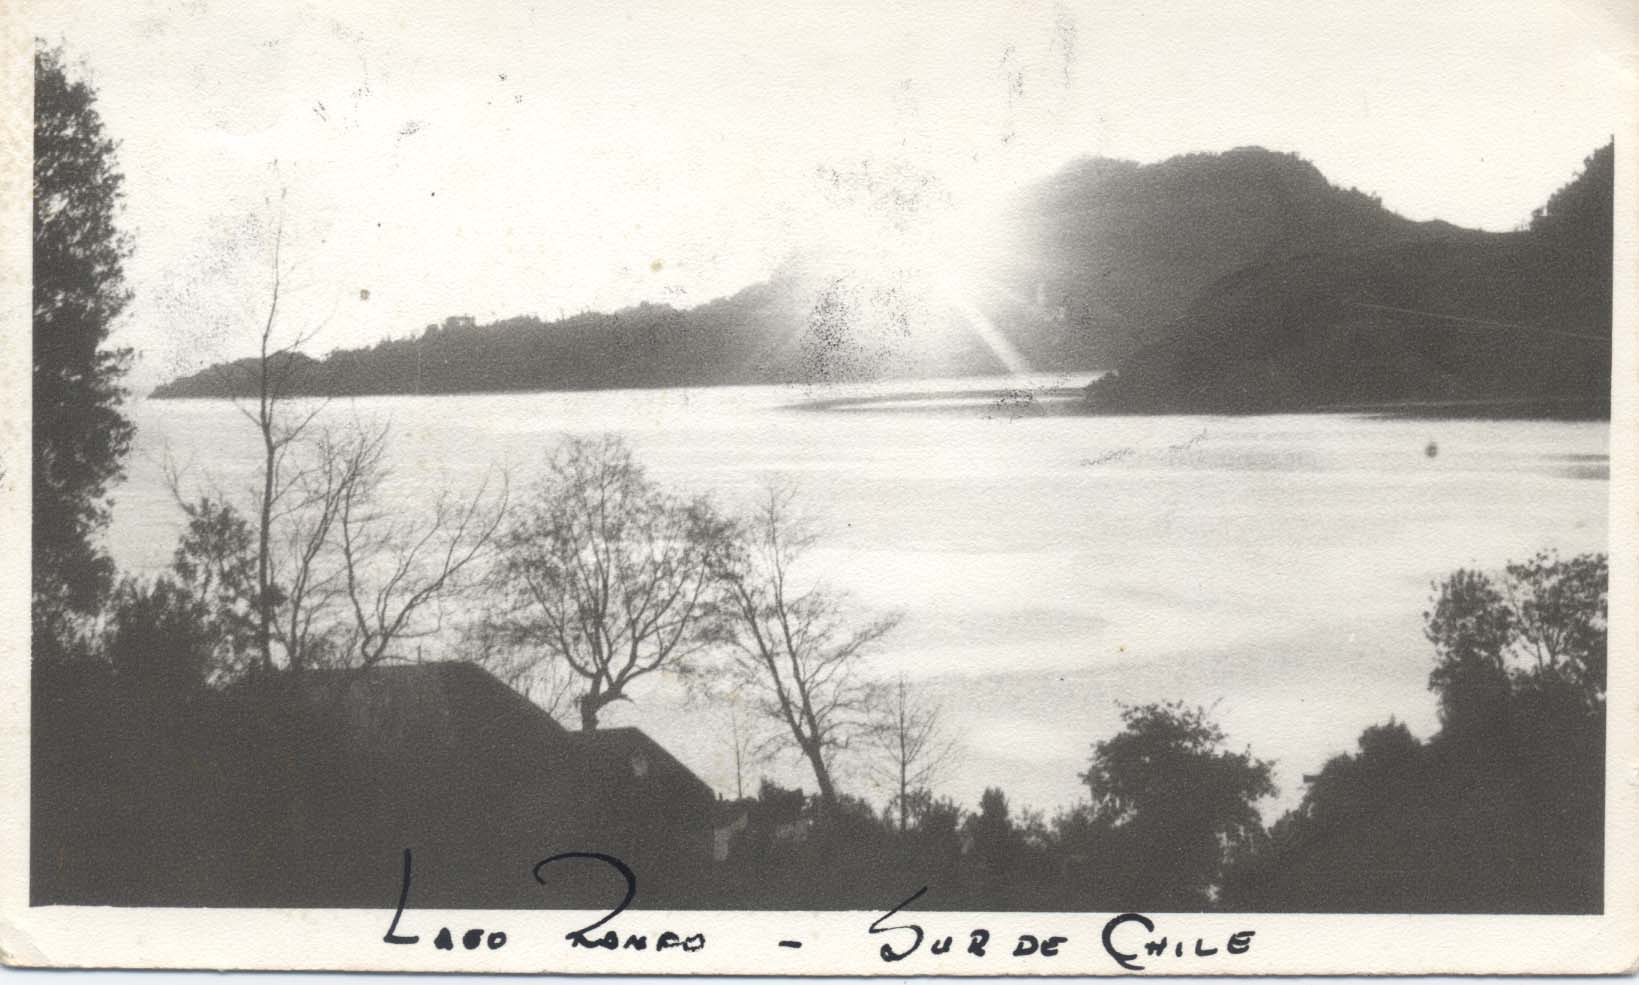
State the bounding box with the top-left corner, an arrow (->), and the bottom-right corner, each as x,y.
30,0 -> 1636,390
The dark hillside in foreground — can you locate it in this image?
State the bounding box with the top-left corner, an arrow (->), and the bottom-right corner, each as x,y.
154,146 -> 1498,400
1087,143 -> 1613,415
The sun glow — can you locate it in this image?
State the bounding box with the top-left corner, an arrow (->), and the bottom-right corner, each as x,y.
933,276 -> 1031,376
804,179 -> 1034,377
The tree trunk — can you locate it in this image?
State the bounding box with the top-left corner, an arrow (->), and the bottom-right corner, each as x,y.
803,742 -> 836,809
898,695 -> 909,833
732,714 -> 745,800
899,756 -> 909,834
257,422 -> 275,676
578,684 -> 614,731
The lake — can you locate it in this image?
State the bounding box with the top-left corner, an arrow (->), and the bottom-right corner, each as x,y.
108,376 -> 1610,816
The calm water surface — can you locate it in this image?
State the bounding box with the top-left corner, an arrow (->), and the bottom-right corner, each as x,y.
109,376 -> 1610,814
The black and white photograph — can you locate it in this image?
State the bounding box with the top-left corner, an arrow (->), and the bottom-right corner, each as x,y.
2,0 -> 1634,974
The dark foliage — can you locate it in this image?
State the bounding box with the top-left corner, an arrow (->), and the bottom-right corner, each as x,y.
32,450 -> 1606,913
1089,142 -> 1613,415
704,781 -> 965,909
1529,143 -> 1614,342
696,707 -> 1276,911
1224,553 -> 1607,913
1424,568 -> 1516,736
1081,701 -> 1276,907
1427,552 -> 1607,738
106,577 -> 216,699
32,44 -> 135,658
171,494 -> 261,681
153,293 -> 817,398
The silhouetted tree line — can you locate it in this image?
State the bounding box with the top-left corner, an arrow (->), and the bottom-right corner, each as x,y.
1224,551 -> 1607,912
701,695 -> 1276,910
37,550 -> 1606,910
692,551 -> 1605,912
31,46 -> 1607,912
151,289 -> 809,399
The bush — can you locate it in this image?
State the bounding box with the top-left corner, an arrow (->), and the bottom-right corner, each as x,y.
106,576 -> 215,699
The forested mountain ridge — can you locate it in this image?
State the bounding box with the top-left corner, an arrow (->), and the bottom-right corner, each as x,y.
989,146 -> 1470,369
152,145 -> 1609,408
1086,143 -> 1613,415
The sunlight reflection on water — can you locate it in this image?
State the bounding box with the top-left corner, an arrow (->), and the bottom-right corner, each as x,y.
111,378 -> 1609,814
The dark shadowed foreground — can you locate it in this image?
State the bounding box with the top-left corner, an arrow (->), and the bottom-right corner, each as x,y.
34,554 -> 1605,913
33,662 -> 714,908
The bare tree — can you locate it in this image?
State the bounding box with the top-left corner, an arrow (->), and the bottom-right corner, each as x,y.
167,202 -> 500,679
167,415 -> 502,677
208,206 -> 332,677
711,484 -> 901,810
268,427 -> 355,672
866,674 -> 957,832
488,435 -> 731,730
717,704 -> 764,801
335,425 -> 508,668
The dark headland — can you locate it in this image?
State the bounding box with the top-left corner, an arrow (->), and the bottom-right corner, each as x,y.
152,144 -> 1613,419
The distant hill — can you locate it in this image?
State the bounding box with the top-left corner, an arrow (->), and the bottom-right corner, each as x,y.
151,258 -> 1017,398
152,145 -> 1610,409
986,146 -> 1462,369
1085,143 -> 1613,415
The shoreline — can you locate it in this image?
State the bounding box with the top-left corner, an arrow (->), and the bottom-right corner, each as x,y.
147,380 -> 1612,423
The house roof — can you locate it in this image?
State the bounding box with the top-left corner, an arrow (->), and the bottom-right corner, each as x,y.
298,661 -> 714,806
561,726 -> 717,807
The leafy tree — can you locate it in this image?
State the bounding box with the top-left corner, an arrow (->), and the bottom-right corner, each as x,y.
1423,568 -> 1514,736
1227,553 -> 1608,913
1503,551 -> 1607,701
963,786 -> 1019,872
1425,551 -> 1607,734
106,577 -> 216,699
903,792 -> 964,891
1286,718 -> 1421,833
171,494 -> 260,681
1530,142 -> 1613,242
32,44 -> 135,659
1081,701 -> 1275,906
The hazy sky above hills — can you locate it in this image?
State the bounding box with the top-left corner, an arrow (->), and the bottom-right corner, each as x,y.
32,0 -> 1634,387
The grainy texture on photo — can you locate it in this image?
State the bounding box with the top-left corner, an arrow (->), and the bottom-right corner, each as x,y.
4,0 -> 1635,975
